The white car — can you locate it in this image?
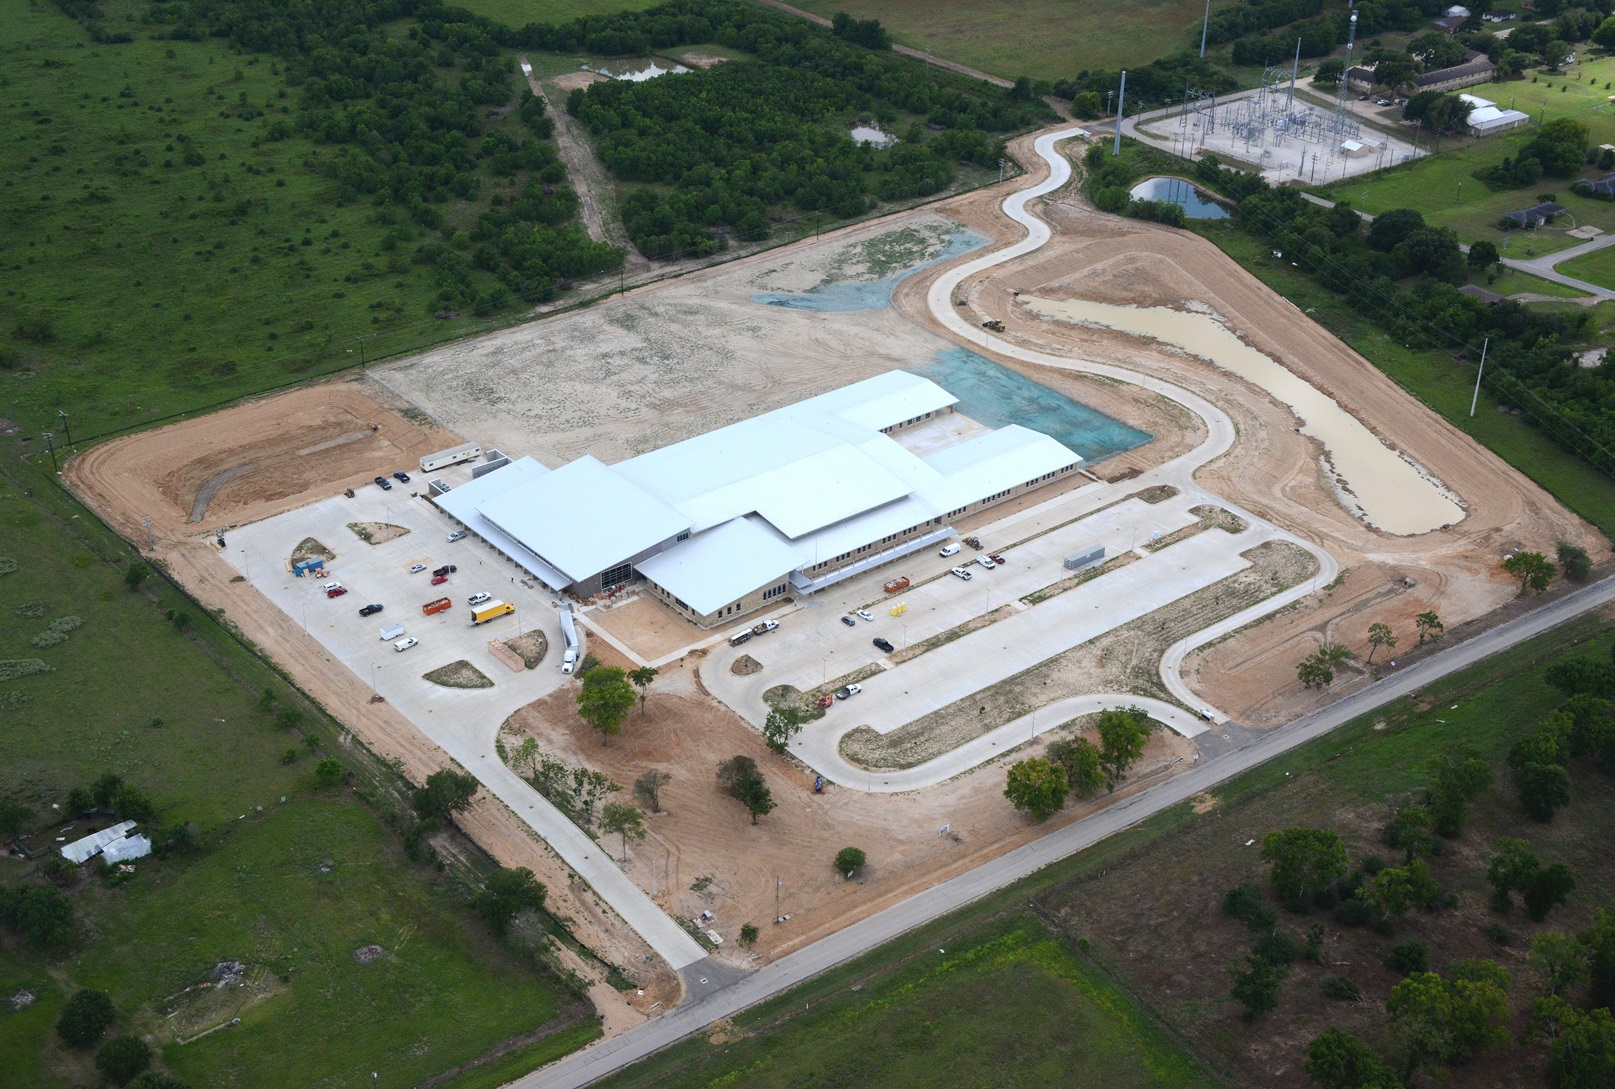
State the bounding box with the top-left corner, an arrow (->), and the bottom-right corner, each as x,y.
321,581 -> 343,592
409,563 -> 427,574
467,592 -> 492,607
939,543 -> 961,557
856,609 -> 874,622
447,531 -> 468,543
950,566 -> 973,580
393,637 -> 418,652
977,556 -> 997,570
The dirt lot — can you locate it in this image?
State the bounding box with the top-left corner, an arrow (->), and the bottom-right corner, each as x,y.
499,664 -> 1196,965
61,121 -> 1608,1023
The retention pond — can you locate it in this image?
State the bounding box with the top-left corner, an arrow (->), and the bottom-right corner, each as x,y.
1022,296 -> 1464,534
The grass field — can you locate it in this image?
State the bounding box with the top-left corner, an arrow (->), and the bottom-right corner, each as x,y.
1192,222 -> 1615,538
0,463 -> 591,1085
1555,237 -> 1615,289
1315,61 -> 1615,257
791,0 -> 1240,81
0,3 -> 580,442
596,916 -> 1221,1089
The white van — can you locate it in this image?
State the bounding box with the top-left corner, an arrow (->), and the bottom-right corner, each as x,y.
939,543 -> 961,557
394,637 -> 418,653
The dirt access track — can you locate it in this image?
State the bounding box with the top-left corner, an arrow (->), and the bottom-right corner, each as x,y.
64,120 -> 1605,1021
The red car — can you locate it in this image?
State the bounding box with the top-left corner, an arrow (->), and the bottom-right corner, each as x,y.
326,586 -> 348,598
431,574 -> 448,586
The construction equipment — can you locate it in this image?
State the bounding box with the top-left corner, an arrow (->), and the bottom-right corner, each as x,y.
981,319 -> 1005,333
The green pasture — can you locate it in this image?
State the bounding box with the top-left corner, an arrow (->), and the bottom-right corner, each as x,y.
1193,223 -> 1615,539
1555,239 -> 1615,289
596,915 -> 1221,1089
0,3 -> 557,440
792,0 -> 1241,82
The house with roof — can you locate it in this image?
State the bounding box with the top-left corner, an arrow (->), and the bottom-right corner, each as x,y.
1416,52 -> 1496,92
1573,172 -> 1615,198
435,372 -> 1088,627
1501,202 -> 1566,229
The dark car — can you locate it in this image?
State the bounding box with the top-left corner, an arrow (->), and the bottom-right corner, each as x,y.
873,637 -> 894,653
393,470 -> 411,483
359,603 -> 384,617
840,615 -> 857,627
432,564 -> 457,577
374,476 -> 393,490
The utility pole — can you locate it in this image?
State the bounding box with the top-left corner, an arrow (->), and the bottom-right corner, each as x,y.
1114,71 -> 1127,156
774,876 -> 782,924
1469,337 -> 1490,417
42,432 -> 57,473
58,409 -> 72,448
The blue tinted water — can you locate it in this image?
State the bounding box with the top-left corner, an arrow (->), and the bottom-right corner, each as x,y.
1128,176 -> 1229,219
914,349 -> 1152,462
750,229 -> 988,312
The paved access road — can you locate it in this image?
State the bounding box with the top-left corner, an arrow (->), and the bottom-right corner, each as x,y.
515,571 -> 1615,1089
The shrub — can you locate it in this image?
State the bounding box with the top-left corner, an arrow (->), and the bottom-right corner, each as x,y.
56,989 -> 115,1048
1321,975 -> 1362,1000
739,922 -> 759,947
1485,922 -> 1512,946
1255,929 -> 1303,966
1222,883 -> 1277,931
833,847 -> 866,878
0,883 -> 76,948
1385,940 -> 1429,975
1334,898 -> 1373,926
96,1035 -> 152,1085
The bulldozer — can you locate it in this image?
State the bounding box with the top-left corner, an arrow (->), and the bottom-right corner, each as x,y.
981,319 -> 1006,333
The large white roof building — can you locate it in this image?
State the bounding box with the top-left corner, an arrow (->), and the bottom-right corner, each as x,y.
437,371 -> 1086,627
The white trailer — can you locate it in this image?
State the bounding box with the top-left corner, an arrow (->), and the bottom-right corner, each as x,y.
419,441 -> 481,473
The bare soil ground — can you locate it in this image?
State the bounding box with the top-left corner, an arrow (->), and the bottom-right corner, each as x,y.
504,630 -> 549,669
499,664 -> 1194,966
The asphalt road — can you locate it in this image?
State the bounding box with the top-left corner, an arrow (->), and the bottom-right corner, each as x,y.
514,574 -> 1615,1089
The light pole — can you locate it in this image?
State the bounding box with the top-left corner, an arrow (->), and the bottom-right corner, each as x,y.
302,601 -> 308,634
58,409 -> 72,448
240,549 -> 250,580
371,662 -> 379,696
775,876 -> 782,924
1469,337 -> 1490,417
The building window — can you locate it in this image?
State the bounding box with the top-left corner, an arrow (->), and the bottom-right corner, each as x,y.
600,561 -> 634,587
763,583 -> 786,600
676,531 -> 691,542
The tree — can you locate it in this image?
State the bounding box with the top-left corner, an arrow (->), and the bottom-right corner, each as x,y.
1373,59 -> 1419,94
761,706 -> 806,756
0,883 -> 76,948
1530,932 -> 1589,997
1261,828 -> 1348,910
1517,761 -> 1573,821
1488,838 -> 1542,907
1542,39 -> 1575,69
1305,1028 -> 1401,1089
628,665 -> 659,716
1504,551 -> 1556,594
738,922 -> 759,947
1415,610 -> 1444,644
601,802 -> 646,860
1314,59 -> 1345,86
1229,954 -> 1285,1020
1557,541 -> 1592,581
314,758 -> 342,787
834,847 -> 866,878
129,1075 -> 191,1089
1524,862 -> 1576,921
1368,207 -> 1425,252
1046,738 -> 1105,798
1540,1001 -> 1615,1089
1525,118 -> 1591,177
633,769 -> 671,813
56,988 -> 116,1049
0,800 -> 32,840
1008,75 -> 1035,102
1003,757 -> 1069,820
1298,654 -> 1334,689
472,866 -> 547,937
1585,909 -> 1615,1009
1388,972 -> 1453,1075
123,560 -> 150,591
577,666 -> 637,745
96,1035 -> 152,1086
717,756 -> 775,824
1385,805 -> 1436,862
1366,623 -> 1398,664
1597,16 -> 1615,51
90,772 -> 123,810
1425,743 -> 1494,837
1468,240 -> 1500,271
413,769 -> 478,823
1444,961 -> 1514,1062
1096,706 -> 1154,788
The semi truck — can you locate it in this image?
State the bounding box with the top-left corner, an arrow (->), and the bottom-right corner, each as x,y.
471,600 -> 515,625
559,602 -> 580,674
422,597 -> 452,615
419,441 -> 481,473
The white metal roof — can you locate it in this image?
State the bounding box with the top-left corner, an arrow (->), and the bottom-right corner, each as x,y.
923,425 -> 1082,499
479,456 -> 690,583
799,369 -> 958,430
102,835 -> 152,864
60,820 -> 137,864
635,518 -> 801,615
1469,106 -> 1529,129
434,457 -> 573,590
